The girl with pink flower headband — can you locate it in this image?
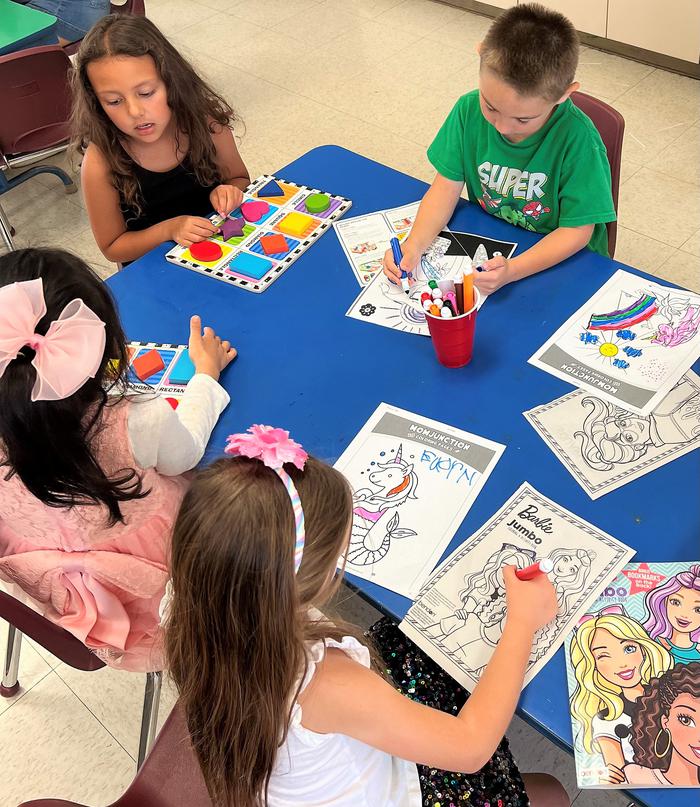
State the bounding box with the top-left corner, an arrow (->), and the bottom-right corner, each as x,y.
0,247 -> 235,672
165,426 -> 568,807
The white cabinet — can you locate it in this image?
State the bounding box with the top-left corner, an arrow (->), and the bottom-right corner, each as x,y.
607,0 -> 700,62
531,0 -> 607,37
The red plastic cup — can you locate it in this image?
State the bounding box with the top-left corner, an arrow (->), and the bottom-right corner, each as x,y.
425,287 -> 481,368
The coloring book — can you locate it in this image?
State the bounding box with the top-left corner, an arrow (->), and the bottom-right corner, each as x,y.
334,403 -> 505,598
400,483 -> 633,690
165,175 -> 351,293
529,269 -> 700,415
524,371 -> 700,499
345,230 -> 517,336
564,562 -> 700,789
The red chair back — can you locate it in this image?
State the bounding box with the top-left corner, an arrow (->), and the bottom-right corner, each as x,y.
570,90 -> 625,258
0,590 -> 105,671
0,45 -> 72,156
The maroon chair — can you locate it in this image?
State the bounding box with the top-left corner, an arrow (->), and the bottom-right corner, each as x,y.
62,0 -> 146,56
0,589 -> 163,768
570,90 -> 625,259
16,703 -> 213,807
0,44 -> 76,249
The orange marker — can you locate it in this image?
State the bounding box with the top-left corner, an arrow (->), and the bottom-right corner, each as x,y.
429,304 -> 441,316
463,270 -> 474,312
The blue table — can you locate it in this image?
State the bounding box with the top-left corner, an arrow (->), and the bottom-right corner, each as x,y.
0,0 -> 57,56
108,146 -> 698,807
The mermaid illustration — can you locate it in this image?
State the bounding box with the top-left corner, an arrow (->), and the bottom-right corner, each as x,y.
346,444 -> 418,567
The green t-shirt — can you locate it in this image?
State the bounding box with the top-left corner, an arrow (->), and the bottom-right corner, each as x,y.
427,90 -> 616,256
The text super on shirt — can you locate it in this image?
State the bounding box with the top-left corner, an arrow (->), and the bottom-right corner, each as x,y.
427,90 -> 616,257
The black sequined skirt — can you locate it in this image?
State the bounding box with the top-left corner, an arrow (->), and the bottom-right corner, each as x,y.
367,617 -> 529,807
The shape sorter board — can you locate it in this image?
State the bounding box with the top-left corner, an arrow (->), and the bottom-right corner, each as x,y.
164,175 -> 352,293
126,342 -> 194,408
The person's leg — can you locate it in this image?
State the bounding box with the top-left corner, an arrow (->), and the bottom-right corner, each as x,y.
522,773 -> 570,807
25,0 -> 111,45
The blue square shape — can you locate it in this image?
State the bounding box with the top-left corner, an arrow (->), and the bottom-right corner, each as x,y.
226,251 -> 274,280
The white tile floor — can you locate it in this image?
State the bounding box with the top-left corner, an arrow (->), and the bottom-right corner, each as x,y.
1,0 -> 698,804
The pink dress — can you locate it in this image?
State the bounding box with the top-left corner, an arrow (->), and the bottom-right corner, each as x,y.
0,399 -> 189,672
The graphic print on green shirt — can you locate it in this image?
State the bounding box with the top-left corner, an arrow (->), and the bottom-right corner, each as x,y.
427,90 -> 617,257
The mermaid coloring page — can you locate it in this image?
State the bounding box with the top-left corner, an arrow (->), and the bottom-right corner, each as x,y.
400,483 -> 634,691
334,403 -> 505,598
529,269 -> 700,415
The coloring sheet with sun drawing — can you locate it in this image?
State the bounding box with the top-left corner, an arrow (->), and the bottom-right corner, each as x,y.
400,483 -> 633,691
529,269 -> 700,416
564,562 -> 700,789
334,403 -> 505,598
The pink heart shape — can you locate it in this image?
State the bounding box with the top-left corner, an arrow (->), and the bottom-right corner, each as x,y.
240,200 -> 269,222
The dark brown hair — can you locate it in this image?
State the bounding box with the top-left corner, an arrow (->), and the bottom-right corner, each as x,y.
165,454 -> 374,806
480,2 -> 579,101
630,661 -> 700,771
70,15 -> 237,215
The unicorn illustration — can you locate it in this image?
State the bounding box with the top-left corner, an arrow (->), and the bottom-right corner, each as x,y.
346,444 -> 418,566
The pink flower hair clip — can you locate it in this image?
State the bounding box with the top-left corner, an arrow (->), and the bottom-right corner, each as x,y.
225,425 -> 308,573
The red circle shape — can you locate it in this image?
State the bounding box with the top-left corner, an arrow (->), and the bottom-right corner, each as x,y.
165,397 -> 179,410
190,240 -> 223,262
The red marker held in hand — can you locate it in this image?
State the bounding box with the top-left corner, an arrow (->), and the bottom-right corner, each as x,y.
516,559 -> 554,581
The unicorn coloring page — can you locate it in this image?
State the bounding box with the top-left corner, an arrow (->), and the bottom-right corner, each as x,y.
524,371 -> 700,499
529,270 -> 700,415
400,483 -> 634,691
334,403 -> 505,598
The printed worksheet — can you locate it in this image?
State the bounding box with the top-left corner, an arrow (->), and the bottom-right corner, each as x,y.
400,483 -> 634,690
529,270 -> 700,415
335,403 -> 505,598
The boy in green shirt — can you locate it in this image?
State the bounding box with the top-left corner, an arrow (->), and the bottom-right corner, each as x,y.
384,2 -> 616,296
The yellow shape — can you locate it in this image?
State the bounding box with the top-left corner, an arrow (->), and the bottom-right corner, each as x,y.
182,242 -> 233,268
599,342 -> 619,357
277,211 -> 315,238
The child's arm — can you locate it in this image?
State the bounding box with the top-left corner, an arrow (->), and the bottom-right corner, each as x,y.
301,566 -> 558,773
81,144 -> 218,263
383,174 -> 464,283
208,124 -> 250,218
474,224 -> 594,295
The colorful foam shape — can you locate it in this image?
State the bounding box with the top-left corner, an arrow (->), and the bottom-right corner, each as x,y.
257,179 -> 283,198
305,193 -> 330,214
219,217 -> 245,240
168,349 -> 196,385
132,349 -> 165,381
277,211 -> 315,237
240,200 -> 269,222
259,233 -> 289,255
227,251 -> 273,281
189,240 -> 222,262
165,397 -> 179,410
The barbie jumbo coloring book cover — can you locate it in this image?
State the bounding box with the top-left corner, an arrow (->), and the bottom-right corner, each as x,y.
564,562 -> 700,788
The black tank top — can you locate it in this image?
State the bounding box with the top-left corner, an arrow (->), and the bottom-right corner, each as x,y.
120,158 -> 218,231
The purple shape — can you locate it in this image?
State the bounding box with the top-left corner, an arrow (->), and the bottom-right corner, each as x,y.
219,217 -> 245,239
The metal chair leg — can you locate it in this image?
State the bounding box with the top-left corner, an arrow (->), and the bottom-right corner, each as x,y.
0,202 -> 14,251
137,670 -> 162,769
1,624 -> 22,697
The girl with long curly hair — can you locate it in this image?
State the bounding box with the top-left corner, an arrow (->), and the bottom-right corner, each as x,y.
72,15 -> 249,264
626,661 -> 700,786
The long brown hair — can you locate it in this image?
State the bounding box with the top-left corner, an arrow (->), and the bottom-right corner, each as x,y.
70,14 -> 237,215
165,454 -> 371,806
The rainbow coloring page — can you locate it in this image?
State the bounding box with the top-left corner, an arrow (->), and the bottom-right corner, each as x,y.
400,483 -> 634,691
524,371 -> 700,499
564,562 -> 700,789
529,269 -> 700,415
334,403 -> 505,598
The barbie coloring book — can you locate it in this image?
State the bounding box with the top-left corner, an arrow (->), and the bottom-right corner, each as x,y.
565,562 -> 700,789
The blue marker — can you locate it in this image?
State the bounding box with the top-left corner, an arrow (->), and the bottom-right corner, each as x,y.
391,237 -> 410,293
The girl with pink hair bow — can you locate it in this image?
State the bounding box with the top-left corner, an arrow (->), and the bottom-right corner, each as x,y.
0,248 -> 235,671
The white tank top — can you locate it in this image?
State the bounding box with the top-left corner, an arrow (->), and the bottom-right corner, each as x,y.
267,635 -> 422,806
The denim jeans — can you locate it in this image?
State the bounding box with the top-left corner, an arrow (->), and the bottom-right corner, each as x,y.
25,0 -> 111,43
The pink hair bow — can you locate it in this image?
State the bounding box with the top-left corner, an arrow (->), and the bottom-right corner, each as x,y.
0,278 -> 106,401
577,604 -> 625,627
225,425 -> 308,573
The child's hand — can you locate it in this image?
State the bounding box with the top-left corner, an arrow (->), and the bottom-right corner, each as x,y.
169,216 -> 217,247
382,242 -> 420,285
210,184 -> 244,218
502,565 -> 558,635
188,315 -> 237,381
473,255 -> 511,295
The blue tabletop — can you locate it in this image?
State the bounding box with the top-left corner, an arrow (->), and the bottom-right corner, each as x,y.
108,146 -> 698,807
